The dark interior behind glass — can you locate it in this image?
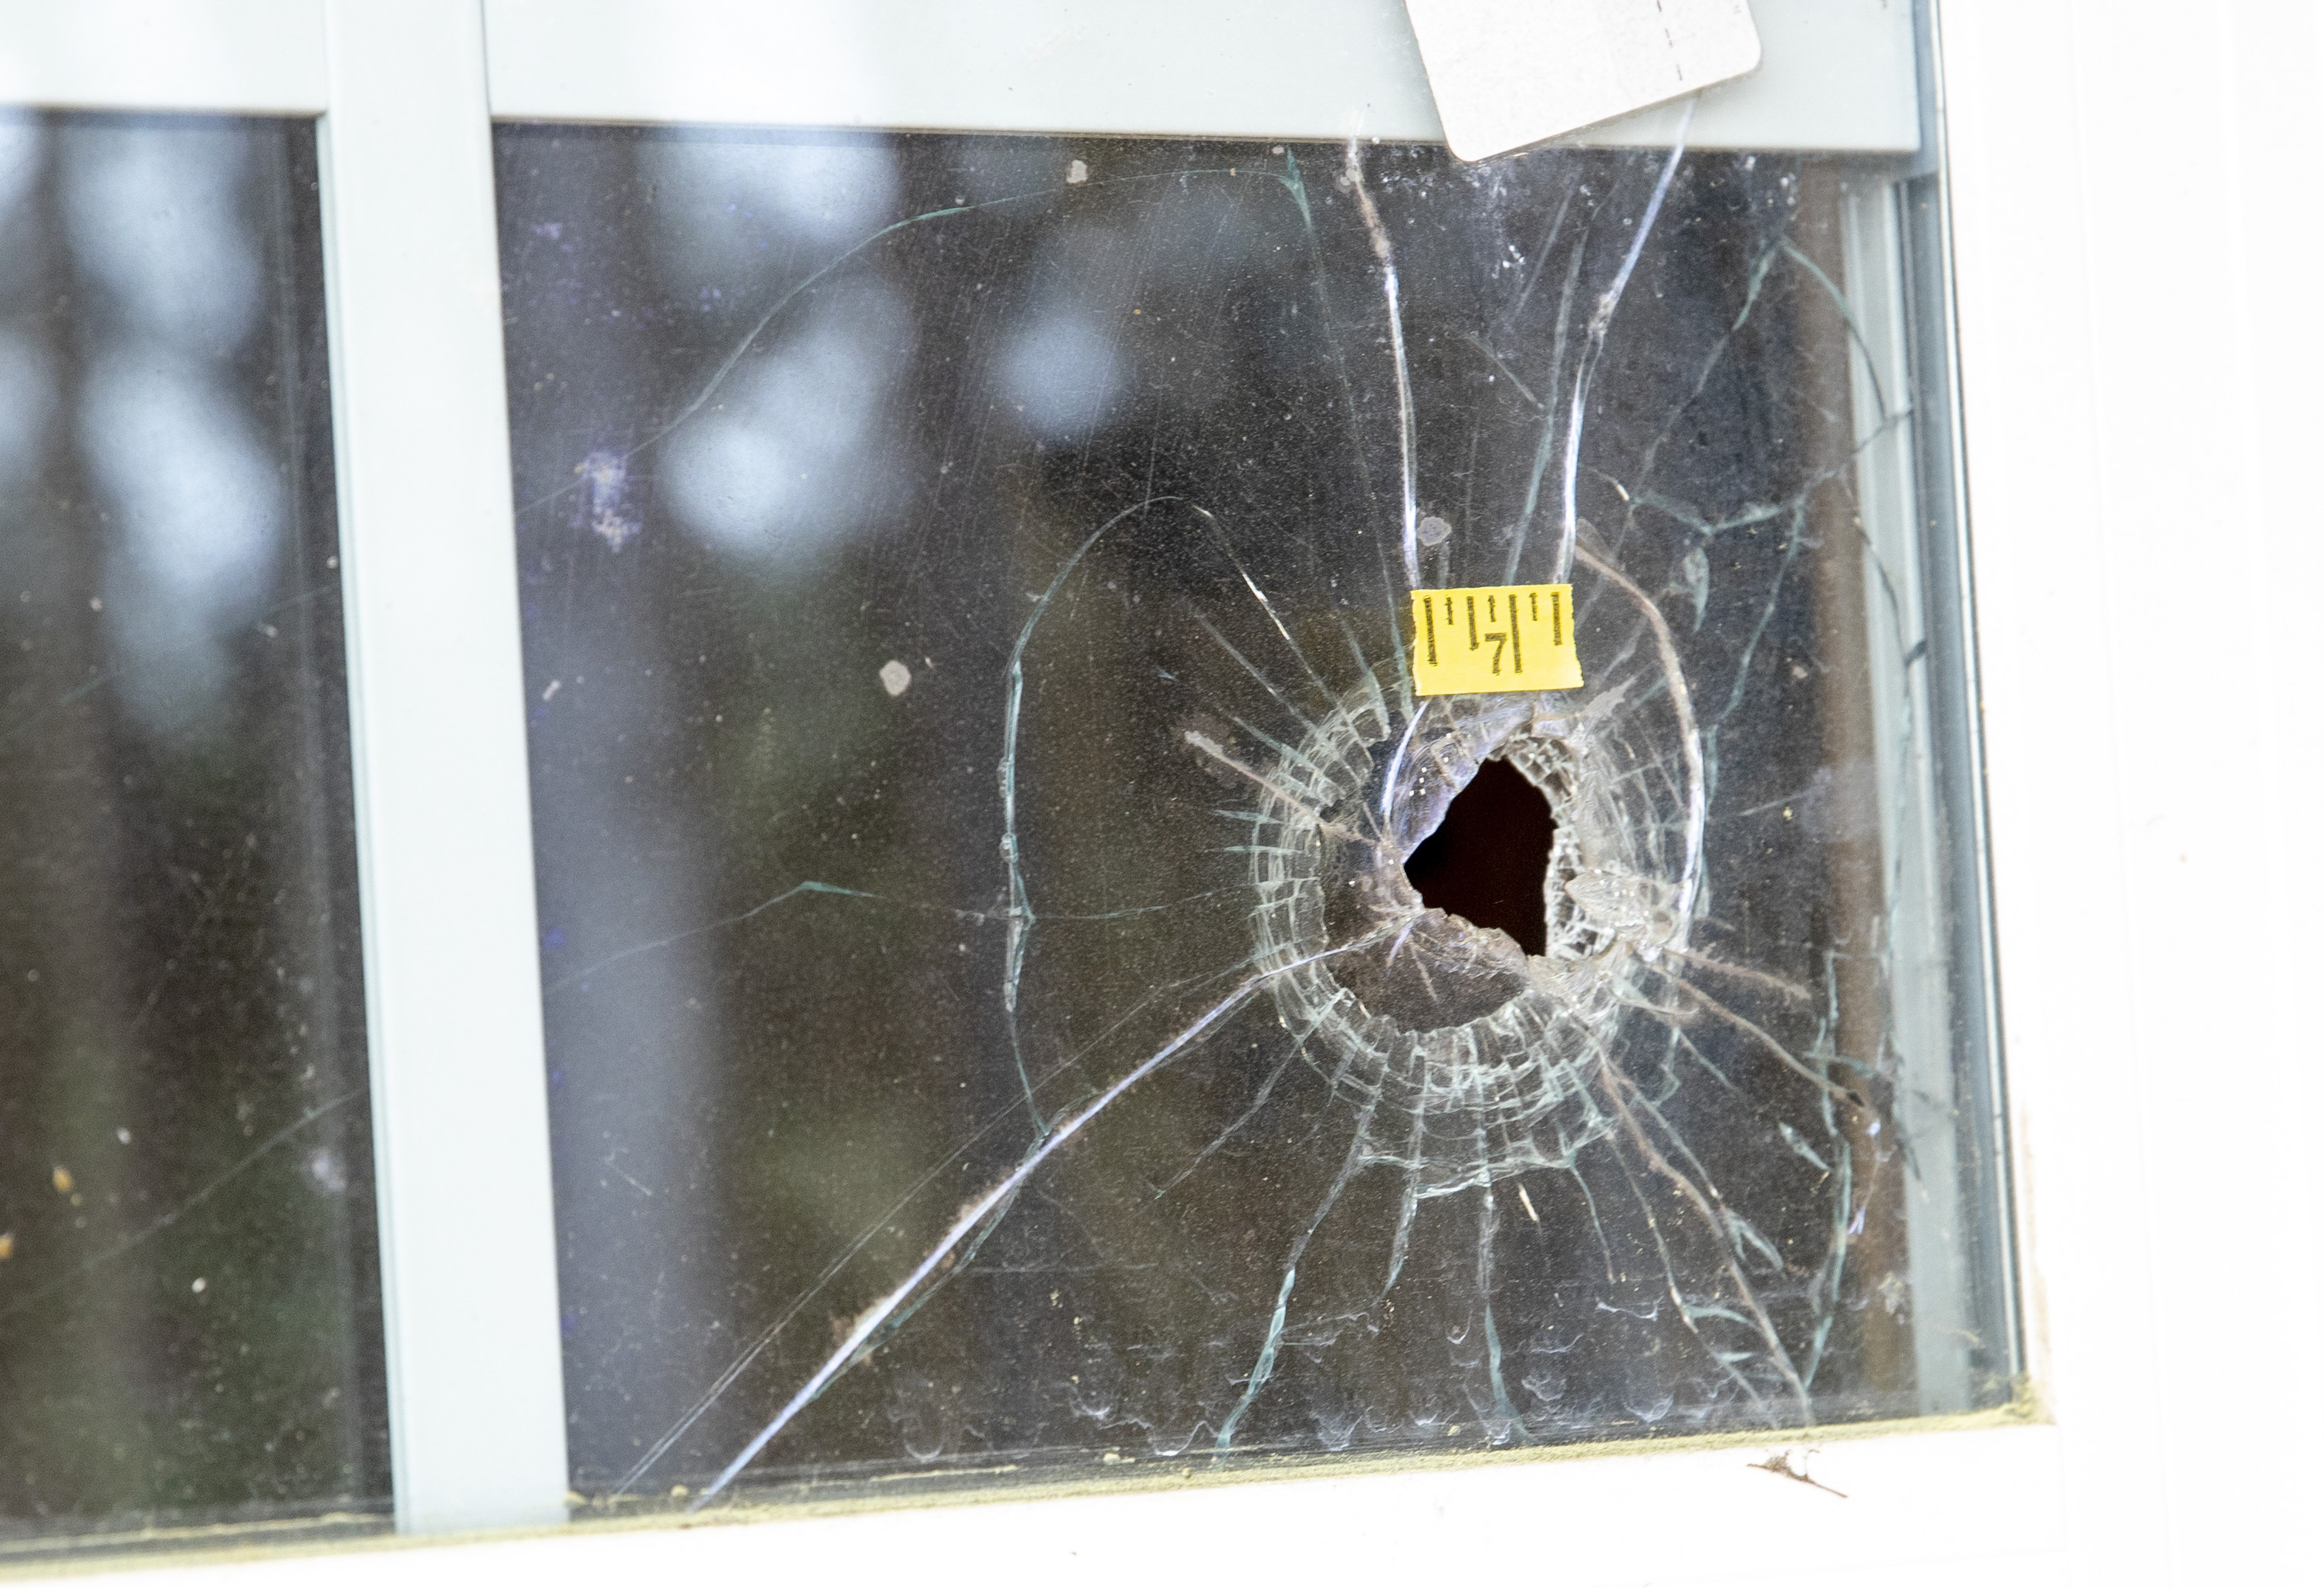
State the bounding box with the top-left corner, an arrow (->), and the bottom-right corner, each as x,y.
0,112 -> 385,1556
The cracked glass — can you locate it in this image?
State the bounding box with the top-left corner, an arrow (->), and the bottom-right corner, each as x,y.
0,113 -> 384,1556
500,107 -> 2011,1508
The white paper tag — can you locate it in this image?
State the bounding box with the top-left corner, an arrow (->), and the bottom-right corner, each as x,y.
1402,0 -> 1764,160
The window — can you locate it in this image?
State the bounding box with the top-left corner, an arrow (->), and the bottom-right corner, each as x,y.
0,107 -> 385,1559
0,1 -> 2313,1580
501,94 -> 2012,1502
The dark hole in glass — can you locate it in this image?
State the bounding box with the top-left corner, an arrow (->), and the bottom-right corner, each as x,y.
1401,757 -> 1556,956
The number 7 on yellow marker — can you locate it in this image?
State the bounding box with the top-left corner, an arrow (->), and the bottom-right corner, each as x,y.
1409,584 -> 1582,696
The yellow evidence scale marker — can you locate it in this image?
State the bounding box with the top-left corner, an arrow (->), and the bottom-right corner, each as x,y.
1409,584 -> 1582,696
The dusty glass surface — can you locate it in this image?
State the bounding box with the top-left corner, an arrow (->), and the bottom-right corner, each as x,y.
499,120 -> 2010,1504
0,114 -> 384,1552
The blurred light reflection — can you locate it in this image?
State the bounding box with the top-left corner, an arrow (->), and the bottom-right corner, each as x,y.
0,331 -> 54,485
60,122 -> 280,736
77,350 -> 280,723
645,136 -> 901,289
996,306 -> 1122,442
63,126 -> 259,349
663,285 -> 915,567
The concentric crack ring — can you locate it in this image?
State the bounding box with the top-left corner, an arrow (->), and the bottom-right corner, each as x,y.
1242,673 -> 1685,1197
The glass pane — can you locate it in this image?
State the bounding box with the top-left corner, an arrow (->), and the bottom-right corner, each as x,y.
501,110 -> 2008,1505
0,113 -> 384,1557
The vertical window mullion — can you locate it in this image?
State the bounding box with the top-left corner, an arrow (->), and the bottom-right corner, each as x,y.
317,0 -> 567,1535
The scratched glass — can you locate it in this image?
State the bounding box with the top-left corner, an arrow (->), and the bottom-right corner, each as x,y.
0,113 -> 384,1556
499,121 -> 2011,1508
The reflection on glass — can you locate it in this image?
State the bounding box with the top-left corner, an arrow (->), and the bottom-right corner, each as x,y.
499,124 -> 2009,1507
0,113 -> 383,1554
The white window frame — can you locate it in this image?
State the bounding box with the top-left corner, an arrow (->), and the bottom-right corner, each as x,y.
3,1 -> 2316,1580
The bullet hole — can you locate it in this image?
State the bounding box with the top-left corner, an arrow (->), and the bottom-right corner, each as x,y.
1402,757 -> 1556,955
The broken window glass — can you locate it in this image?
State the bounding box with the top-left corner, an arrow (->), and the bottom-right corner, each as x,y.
499,115 -> 2011,1507
0,113 -> 385,1557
